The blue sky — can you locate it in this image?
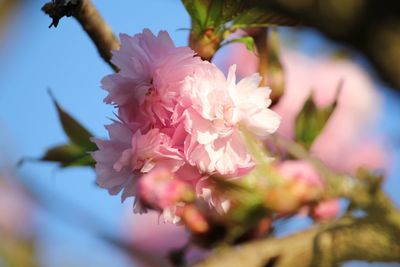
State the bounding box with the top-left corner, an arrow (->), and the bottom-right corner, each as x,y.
0,1 -> 399,267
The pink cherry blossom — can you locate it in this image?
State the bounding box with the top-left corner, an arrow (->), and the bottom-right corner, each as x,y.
180,64 -> 280,176
102,29 -> 203,131
92,122 -> 135,199
94,29 -> 281,218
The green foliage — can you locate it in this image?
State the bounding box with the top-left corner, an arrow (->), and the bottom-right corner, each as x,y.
222,36 -> 255,52
231,7 -> 299,30
182,0 -> 299,59
295,86 -> 341,150
183,0 -> 297,34
182,0 -> 246,34
49,91 -> 96,151
41,92 -> 96,168
41,143 -> 95,167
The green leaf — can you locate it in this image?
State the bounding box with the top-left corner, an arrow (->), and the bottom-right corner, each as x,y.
66,154 -> 96,167
222,36 -> 255,51
183,0 -> 247,35
49,90 -> 97,151
231,7 -> 300,30
220,0 -> 248,23
295,85 -> 342,149
41,143 -> 95,167
205,0 -> 223,28
182,0 -> 210,31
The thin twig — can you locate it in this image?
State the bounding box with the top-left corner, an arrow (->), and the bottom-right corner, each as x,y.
42,0 -> 119,71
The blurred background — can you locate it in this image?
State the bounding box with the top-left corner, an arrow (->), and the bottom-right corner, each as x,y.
0,1 -> 399,267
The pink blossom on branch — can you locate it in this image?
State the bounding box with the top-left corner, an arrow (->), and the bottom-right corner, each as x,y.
93,29 -> 281,219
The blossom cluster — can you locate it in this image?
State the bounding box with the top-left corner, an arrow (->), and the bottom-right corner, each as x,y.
92,29 -> 280,221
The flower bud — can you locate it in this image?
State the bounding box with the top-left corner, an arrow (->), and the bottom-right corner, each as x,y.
178,205 -> 209,234
138,167 -> 195,211
311,199 -> 340,221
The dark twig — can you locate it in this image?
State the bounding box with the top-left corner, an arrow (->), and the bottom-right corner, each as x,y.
42,0 -> 119,71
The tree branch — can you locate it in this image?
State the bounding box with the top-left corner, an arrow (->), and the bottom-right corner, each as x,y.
191,214 -> 400,267
42,0 -> 119,71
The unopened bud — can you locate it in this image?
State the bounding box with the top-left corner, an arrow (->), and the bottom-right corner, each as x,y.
178,205 -> 209,234
138,167 -> 195,211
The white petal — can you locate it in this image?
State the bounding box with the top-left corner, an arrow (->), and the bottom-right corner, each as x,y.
245,109 -> 281,137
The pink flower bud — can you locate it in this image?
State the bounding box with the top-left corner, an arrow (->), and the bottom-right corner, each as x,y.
311,199 -> 340,221
177,205 -> 209,234
277,160 -> 324,202
264,185 -> 303,213
138,167 -> 195,210
275,160 -> 339,218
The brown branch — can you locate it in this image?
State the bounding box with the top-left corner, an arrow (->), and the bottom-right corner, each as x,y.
191,213 -> 400,267
42,0 -> 119,71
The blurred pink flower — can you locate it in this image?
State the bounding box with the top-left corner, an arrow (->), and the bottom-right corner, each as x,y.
138,167 -> 194,211
277,160 -> 339,220
216,43 -> 388,173
121,211 -> 207,265
0,175 -> 34,237
94,29 -> 281,218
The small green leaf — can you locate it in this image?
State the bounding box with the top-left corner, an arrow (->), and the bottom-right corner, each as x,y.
183,0 -> 248,36
220,0 -> 248,23
222,36 -> 255,51
49,90 -> 97,151
295,85 -> 342,149
182,0 -> 210,32
41,143 -> 94,167
67,154 -> 96,168
231,7 -> 300,30
205,0 -> 223,28
42,143 -> 83,162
